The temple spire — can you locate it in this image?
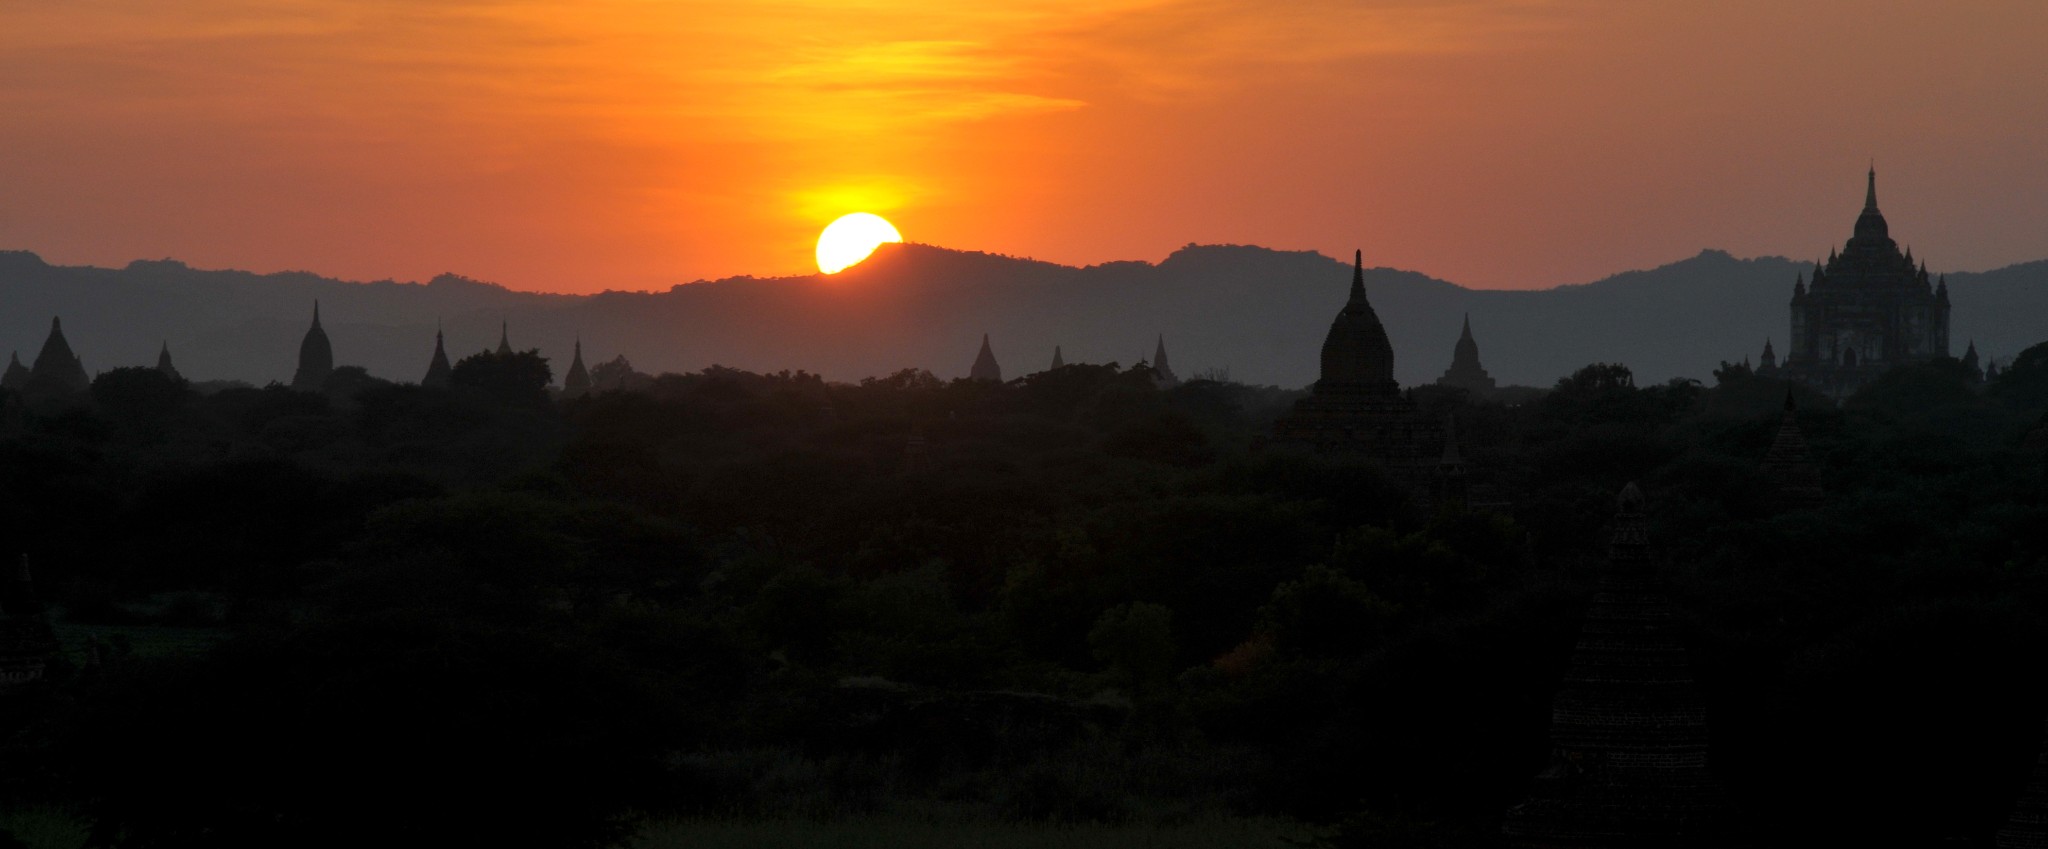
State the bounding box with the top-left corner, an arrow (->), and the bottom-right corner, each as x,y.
1050,346 -> 1065,370
156,341 -> 182,381
562,337 -> 591,398
422,321 -> 453,388
496,321 -> 512,356
1350,249 -> 1365,301
1865,164 -> 1878,212
291,301 -> 334,391
1,352 -> 26,391
1152,335 -> 1178,387
969,334 -> 1002,382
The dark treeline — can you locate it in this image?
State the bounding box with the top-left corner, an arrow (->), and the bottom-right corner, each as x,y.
0,343 -> 2046,847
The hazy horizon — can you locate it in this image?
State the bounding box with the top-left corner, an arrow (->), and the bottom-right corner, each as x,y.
9,238 -> 2042,300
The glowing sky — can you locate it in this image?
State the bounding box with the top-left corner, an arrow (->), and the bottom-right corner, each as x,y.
2,1 -> 2044,293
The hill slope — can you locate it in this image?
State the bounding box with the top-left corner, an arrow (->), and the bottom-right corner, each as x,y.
0,245 -> 2040,389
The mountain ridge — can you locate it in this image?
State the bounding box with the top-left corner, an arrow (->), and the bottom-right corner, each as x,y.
0,243 -> 2042,390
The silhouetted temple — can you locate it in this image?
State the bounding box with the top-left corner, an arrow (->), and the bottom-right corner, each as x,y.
1780,169 -> 1950,398
1755,339 -> 1778,376
155,341 -> 182,382
1761,391 -> 1823,510
563,339 -> 591,398
0,555 -> 59,692
291,302 -> 333,391
1502,483 -> 1733,847
1435,313 -> 1497,395
27,317 -> 91,398
422,324 -> 453,388
2,353 -> 28,391
903,424 -> 929,473
1151,335 -> 1179,387
1050,346 -> 1065,370
2000,719 -> 2048,849
496,322 -> 513,356
1271,250 -> 1440,464
970,334 -> 1002,382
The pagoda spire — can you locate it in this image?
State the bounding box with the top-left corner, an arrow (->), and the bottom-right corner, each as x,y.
1,352 -> 26,391
291,301 -> 334,391
156,341 -> 182,381
422,321 -> 453,388
562,337 -> 591,398
1050,346 -> 1065,370
1349,249 -> 1365,301
496,321 -> 512,356
1152,335 -> 1178,387
1864,164 -> 1878,212
969,334 -> 1002,382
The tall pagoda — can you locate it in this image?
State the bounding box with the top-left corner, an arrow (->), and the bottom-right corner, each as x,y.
290,302 -> 334,391
1502,483 -> 1734,847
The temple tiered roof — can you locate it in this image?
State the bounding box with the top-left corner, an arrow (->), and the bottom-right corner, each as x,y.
1761,391 -> 1824,511
1502,483 -> 1733,847
2000,719 -> 2048,849
1436,313 -> 1497,394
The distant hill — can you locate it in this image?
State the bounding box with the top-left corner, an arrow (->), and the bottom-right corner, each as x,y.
0,244 -> 2042,389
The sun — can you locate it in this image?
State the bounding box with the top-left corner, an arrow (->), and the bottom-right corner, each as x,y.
816,212 -> 903,274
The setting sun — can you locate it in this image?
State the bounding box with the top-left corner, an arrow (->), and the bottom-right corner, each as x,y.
816,213 -> 903,274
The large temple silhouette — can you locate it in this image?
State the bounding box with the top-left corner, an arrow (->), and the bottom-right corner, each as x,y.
1778,169 -> 1951,398
1270,250 -> 1442,467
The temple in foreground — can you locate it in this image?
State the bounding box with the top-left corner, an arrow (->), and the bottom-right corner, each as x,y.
1502,483 -> 1735,847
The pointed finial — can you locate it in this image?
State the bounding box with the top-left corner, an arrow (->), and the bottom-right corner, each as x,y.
1350,249 -> 1365,300
1864,164 -> 1878,212
312,300 -> 321,326
50,317 -> 62,332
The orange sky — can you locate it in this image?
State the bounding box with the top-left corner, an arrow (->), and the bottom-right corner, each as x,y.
2,0 -> 2044,293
